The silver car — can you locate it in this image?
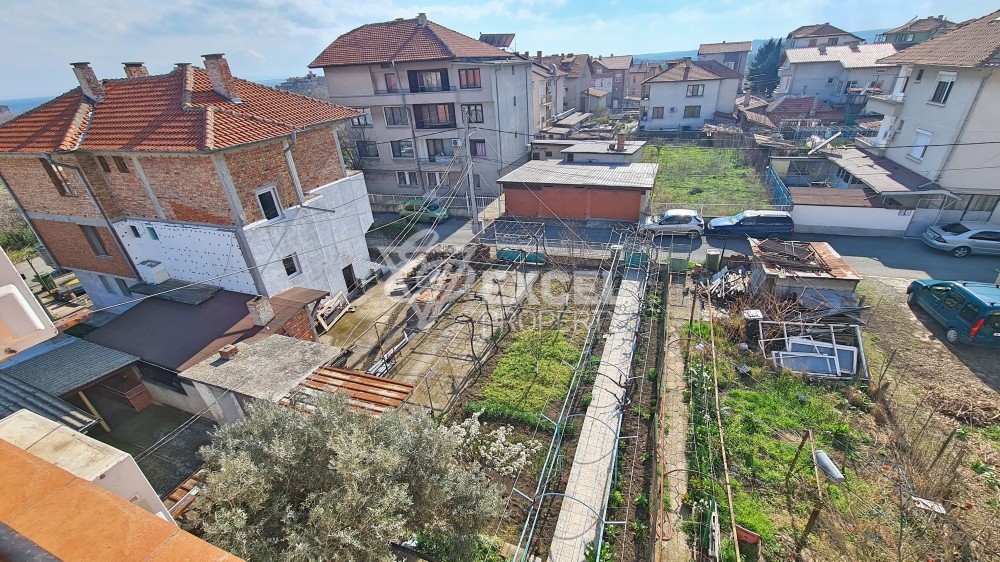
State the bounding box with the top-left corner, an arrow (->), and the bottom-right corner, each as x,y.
639,209 -> 704,238
923,222 -> 1000,257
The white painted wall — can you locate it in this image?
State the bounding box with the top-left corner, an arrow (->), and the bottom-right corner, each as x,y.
244,173 -> 375,298
780,61 -> 899,104
72,269 -> 139,312
113,220 -> 256,294
644,77 -> 739,130
791,204 -> 913,236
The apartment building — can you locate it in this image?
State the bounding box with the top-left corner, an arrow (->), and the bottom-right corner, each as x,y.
309,13 -> 532,196
697,41 -> 752,77
785,23 -> 864,49
876,15 -> 958,49
539,53 -> 594,113
0,55 -> 376,311
530,60 -> 563,136
778,43 -> 899,106
861,8 -> 1000,229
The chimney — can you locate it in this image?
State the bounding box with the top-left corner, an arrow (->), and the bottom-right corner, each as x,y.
246,296 -> 274,326
70,63 -> 105,102
809,95 -> 820,117
122,62 -> 148,78
616,133 -> 625,151
202,53 -> 242,103
218,344 -> 239,360
417,12 -> 427,27
682,57 -> 691,80
937,14 -> 943,20
742,89 -> 751,108
537,50 -> 543,62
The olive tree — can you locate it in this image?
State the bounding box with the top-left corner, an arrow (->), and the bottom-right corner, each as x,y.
191,395 -> 505,562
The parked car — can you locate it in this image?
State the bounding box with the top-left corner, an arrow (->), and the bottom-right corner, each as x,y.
639,209 -> 704,238
906,279 -> 1000,348
922,222 -> 1000,257
399,199 -> 449,223
706,210 -> 794,238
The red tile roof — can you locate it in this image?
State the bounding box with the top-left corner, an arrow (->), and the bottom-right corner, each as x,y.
539,54 -> 592,79
593,55 -> 633,71
309,16 -> 511,68
880,10 -> 1000,67
0,66 -> 360,154
644,59 -> 742,83
698,41 -> 752,55
787,23 -> 860,40
886,16 -> 958,34
736,94 -> 844,129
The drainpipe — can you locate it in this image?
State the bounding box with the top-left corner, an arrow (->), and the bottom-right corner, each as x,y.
48,154 -> 141,280
493,63 -> 504,167
392,60 -> 427,193
282,131 -> 306,205
935,68 -> 995,185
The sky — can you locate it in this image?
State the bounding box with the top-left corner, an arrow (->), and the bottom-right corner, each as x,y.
0,0 -> 990,100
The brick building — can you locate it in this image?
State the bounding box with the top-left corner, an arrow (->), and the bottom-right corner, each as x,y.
0,55 -> 376,311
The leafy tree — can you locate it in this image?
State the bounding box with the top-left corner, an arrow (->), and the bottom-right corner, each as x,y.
190,395 -> 504,562
747,38 -> 785,95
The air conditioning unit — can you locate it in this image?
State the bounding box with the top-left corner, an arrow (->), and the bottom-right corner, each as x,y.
137,259 -> 169,285
451,139 -> 463,147
669,107 -> 676,113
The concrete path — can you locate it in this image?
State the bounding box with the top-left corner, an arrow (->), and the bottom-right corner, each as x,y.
549,269 -> 644,561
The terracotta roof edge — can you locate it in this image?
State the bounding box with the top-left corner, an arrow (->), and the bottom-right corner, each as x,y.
204,106 -> 216,151
64,101 -> 94,151
233,77 -> 361,117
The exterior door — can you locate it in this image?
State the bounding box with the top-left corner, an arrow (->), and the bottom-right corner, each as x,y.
342,264 -> 358,293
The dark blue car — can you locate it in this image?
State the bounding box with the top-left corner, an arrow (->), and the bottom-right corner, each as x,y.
907,279 -> 1000,348
706,210 -> 794,238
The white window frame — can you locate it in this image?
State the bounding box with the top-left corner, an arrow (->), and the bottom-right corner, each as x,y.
686,84 -> 704,97
683,105 -> 701,118
282,253 -> 301,278
909,129 -> 932,161
390,140 -> 414,159
929,71 -> 956,105
255,186 -> 283,222
396,171 -> 418,186
351,108 -> 373,127
427,172 -> 447,187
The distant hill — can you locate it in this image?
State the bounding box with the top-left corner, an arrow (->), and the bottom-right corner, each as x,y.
634,28 -> 891,62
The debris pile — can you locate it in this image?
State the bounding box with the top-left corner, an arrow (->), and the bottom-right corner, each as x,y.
788,288 -> 871,324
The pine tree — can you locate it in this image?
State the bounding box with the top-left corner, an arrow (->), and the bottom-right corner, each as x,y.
747,38 -> 785,95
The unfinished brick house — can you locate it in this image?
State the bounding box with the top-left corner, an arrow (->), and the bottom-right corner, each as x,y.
0,55 -> 376,311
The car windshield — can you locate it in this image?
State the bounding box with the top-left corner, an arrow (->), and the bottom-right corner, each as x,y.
426,204 -> 440,211
941,223 -> 970,234
731,212 -> 746,222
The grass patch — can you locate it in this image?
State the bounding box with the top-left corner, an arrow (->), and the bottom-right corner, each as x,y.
472,330 -> 579,425
369,218 -> 417,241
1,224 -> 37,263
642,145 -> 769,215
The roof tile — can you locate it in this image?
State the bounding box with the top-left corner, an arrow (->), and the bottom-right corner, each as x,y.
788,23 -> 859,39
879,10 -> 1000,67
644,59 -> 742,83
698,41 -> 752,55
784,43 -> 898,68
309,17 -> 510,68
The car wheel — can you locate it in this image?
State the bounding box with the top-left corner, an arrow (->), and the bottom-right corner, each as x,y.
945,327 -> 960,344
687,230 -> 701,239
906,290 -> 916,305
951,246 -> 971,258
766,232 -> 780,240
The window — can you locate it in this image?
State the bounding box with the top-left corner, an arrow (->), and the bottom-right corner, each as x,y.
827,78 -> 835,85
513,96 -> 517,107
396,171 -> 418,186
81,225 -> 109,256
651,107 -> 664,119
426,139 -> 454,159
459,68 -> 481,89
971,231 -> 1000,242
930,72 -> 955,104
988,312 -> 1000,330
113,156 -> 129,173
115,278 -> 131,296
356,141 -> 378,158
98,275 -> 115,294
390,140 -> 414,158
427,172 -> 446,187
683,105 -> 701,118
470,173 -> 481,189
724,61 -> 736,70
914,69 -> 924,82
256,188 -> 281,221
413,103 -> 456,129
565,153 -> 574,162
39,159 -> 74,196
614,73 -> 623,83
385,73 -> 400,92
470,139 -> 487,157
903,33 -> 915,42
146,226 -> 159,240
844,80 -> 859,93
282,253 -> 300,278
383,106 -> 409,126
686,84 -> 704,97
462,104 -> 484,123
545,151 -> 553,157
909,129 -> 932,160
827,38 -> 839,46
409,69 -> 448,92
943,290 -> 966,311
97,156 -> 111,172
351,109 -> 373,127
130,225 -> 141,237
807,39 -> 817,47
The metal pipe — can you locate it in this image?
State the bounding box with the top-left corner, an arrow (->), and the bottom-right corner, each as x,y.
77,390 -> 110,432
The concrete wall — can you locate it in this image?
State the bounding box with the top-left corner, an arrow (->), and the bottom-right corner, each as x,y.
244,172 -> 374,298
779,60 -> 843,100
786,34 -> 859,49
113,219 -> 256,294
935,69 -> 1000,196
72,269 -> 138,312
791,204 -> 913,236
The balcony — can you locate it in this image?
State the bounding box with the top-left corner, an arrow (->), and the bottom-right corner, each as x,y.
865,93 -> 905,118
419,156 -> 456,165
854,135 -> 887,156
543,94 -> 553,104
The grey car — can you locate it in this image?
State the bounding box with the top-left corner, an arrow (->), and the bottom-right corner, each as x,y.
922,222 -> 1000,257
639,209 -> 704,238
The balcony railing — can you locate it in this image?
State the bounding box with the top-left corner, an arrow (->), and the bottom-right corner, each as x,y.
419,156 -> 456,164
372,88 -> 407,95
868,93 -> 905,104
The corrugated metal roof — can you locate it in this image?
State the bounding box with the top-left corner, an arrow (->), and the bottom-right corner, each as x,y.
0,336 -> 138,396
0,375 -> 96,431
561,140 -> 645,155
827,147 -> 930,194
497,160 -> 658,189
784,44 -> 898,68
